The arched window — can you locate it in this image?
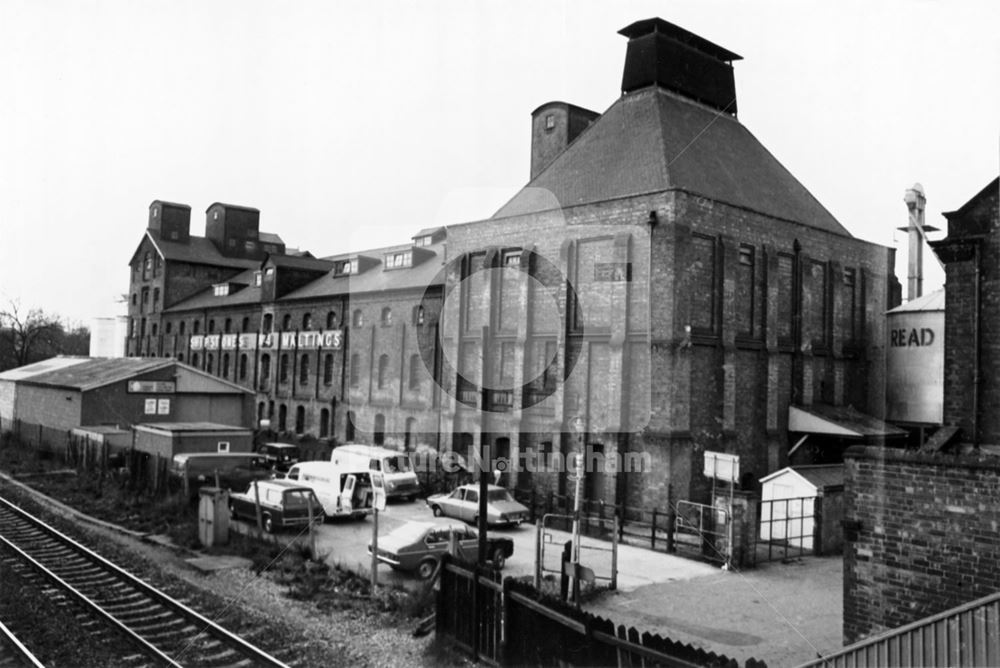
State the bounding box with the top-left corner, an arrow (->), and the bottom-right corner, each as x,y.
352,309 -> 363,328
377,354 -> 390,388
179,321 -> 186,335
143,251 -> 152,279
208,319 -> 215,334
221,353 -> 230,378
409,354 -> 421,389
177,353 -> 184,363
302,313 -> 312,330
260,353 -> 271,387
323,354 -> 334,385
151,323 -> 158,336
257,402 -> 265,423
299,354 -> 309,385
326,311 -> 337,329
239,353 -> 248,380
295,406 -> 305,434
131,293 -> 137,305
224,317 -> 232,333
320,408 -> 330,438
282,314 -> 292,331
152,288 -> 160,309
191,353 -> 199,367
165,321 -> 173,334
206,353 -> 215,374
278,404 -> 288,432
373,414 -> 385,446
241,316 -> 250,332
413,305 -> 425,326
380,307 -> 392,327
193,320 -> 201,334
263,313 -> 273,333
279,354 -> 289,383
349,353 -> 360,387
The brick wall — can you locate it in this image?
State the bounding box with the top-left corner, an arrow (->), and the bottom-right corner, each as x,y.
843,446 -> 1000,643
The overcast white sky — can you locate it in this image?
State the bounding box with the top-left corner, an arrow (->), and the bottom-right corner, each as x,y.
1,0 -> 997,325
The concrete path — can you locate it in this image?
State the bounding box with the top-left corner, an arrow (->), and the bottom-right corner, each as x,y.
585,555 -> 844,668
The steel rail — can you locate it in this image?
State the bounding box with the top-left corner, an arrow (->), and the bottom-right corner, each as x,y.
0,619 -> 46,668
0,493 -> 289,667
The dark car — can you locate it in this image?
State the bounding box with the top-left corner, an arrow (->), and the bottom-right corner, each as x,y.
229,479 -> 324,533
368,521 -> 514,579
256,442 -> 300,472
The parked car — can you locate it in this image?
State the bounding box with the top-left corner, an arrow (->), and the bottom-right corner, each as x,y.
426,484 -> 529,527
331,444 -> 421,501
256,442 -> 300,472
229,479 -> 324,533
367,521 -> 514,579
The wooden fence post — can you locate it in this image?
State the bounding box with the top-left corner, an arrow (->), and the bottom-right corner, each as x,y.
651,507 -> 658,550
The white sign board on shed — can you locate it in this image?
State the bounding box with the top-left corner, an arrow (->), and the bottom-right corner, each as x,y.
703,451 -> 739,482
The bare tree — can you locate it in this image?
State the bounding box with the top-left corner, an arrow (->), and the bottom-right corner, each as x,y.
0,300 -> 62,369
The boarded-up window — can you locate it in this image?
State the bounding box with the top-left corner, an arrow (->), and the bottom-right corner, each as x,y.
736,245 -> 755,337
776,254 -> 794,342
690,235 -> 716,333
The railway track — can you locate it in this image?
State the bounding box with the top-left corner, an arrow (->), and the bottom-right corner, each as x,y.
0,494 -> 289,667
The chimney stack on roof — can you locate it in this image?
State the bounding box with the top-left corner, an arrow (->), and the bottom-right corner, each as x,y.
618,18 -> 742,115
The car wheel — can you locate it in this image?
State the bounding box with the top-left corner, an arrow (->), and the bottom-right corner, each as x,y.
263,514 -> 274,533
417,558 -> 438,580
490,547 -> 506,570
431,505 -> 443,517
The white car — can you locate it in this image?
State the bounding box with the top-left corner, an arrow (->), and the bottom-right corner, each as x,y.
426,484 -> 529,527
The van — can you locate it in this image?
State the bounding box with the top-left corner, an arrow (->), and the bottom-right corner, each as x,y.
283,460 -> 379,519
331,444 -> 421,501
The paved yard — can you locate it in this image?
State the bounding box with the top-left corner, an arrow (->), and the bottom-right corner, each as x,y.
585,556 -> 843,668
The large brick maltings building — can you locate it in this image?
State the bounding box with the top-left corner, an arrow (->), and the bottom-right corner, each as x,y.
125,18 -> 900,509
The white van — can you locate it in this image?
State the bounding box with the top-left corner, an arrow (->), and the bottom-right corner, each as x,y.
283,461 -> 378,519
331,444 -> 421,501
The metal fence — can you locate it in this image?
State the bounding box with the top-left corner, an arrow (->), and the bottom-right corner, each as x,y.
436,555 -> 768,667
798,590 -> 1000,667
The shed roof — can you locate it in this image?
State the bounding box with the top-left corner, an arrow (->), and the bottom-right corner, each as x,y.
15,357 -> 173,392
493,87 -> 850,237
789,404 -> 907,438
0,356 -> 91,382
134,422 -> 251,433
759,464 -> 844,490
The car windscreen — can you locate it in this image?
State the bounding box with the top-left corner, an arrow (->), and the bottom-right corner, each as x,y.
487,489 -> 515,503
383,455 -> 412,473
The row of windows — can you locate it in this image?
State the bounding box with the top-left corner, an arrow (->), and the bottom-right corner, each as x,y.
177,348 -> 427,394
132,305 -> 428,339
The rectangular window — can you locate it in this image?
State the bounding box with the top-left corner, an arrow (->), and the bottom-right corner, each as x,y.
776,253 -> 794,343
217,441 -> 230,453
213,284 -> 229,297
735,245 -> 755,337
806,261 -> 829,349
690,234 -> 717,334
253,271 -> 262,287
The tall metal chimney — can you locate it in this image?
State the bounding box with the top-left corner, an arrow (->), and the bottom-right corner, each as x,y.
900,183 -> 937,301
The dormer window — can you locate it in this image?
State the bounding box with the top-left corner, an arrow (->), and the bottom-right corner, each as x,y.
545,114 -> 555,130
213,283 -> 230,297
384,250 -> 412,269
265,267 -> 275,278
334,259 -> 357,276
253,271 -> 262,287
415,236 -> 432,247
503,251 -> 521,267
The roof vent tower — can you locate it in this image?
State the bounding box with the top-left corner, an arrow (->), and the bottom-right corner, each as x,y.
900,183 -> 938,301
618,18 -> 742,115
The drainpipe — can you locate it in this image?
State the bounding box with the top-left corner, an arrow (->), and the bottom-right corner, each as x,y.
972,243 -> 980,445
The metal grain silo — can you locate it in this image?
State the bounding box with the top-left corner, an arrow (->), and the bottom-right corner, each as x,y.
885,289 -> 944,425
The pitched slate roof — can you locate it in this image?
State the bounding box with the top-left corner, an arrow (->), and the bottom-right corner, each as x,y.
266,255 -> 335,272
144,231 -> 259,269
281,242 -> 447,301
0,356 -> 91,381
494,87 -> 850,237
163,268 -> 263,312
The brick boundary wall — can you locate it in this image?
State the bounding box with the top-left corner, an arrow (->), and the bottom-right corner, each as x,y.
843,445 -> 1000,644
